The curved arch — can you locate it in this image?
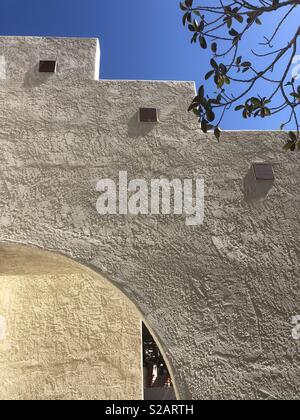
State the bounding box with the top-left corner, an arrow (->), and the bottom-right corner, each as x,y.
0,242 -> 180,400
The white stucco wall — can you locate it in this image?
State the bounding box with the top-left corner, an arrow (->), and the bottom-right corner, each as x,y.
0,36 -> 299,400
0,36 -> 100,82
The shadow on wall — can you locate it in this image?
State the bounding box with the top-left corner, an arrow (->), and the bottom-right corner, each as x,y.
0,243 -> 180,400
243,167 -> 275,202
127,112 -> 157,138
0,243 -> 143,400
23,63 -> 54,88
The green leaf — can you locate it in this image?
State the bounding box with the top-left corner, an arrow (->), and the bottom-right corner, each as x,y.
210,59 -> 218,69
199,97 -> 209,109
191,33 -> 198,44
199,36 -> 207,49
235,105 -> 244,111
186,0 -> 193,7
198,20 -> 205,32
214,127 -> 221,141
201,119 -> 208,133
224,76 -> 230,85
264,108 -> 271,116
188,102 -> 199,112
234,14 -> 244,24
236,56 -> 242,65
250,97 -> 261,107
211,42 -> 217,53
229,28 -> 239,37
261,108 -> 271,117
217,76 -> 225,89
193,19 -> 199,30
241,61 -> 251,67
180,2 -> 187,11
206,110 -> 215,122
227,19 -> 232,28
232,36 -> 239,46
183,13 -> 189,26
198,85 -> 205,98
226,17 -> 232,28
205,70 -> 214,80
289,131 -> 297,142
219,63 -> 227,75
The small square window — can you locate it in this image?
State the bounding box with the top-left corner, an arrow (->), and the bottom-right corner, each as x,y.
252,163 -> 274,181
39,60 -> 57,73
139,108 -> 159,123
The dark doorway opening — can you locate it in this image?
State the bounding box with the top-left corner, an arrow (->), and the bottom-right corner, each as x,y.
142,323 -> 176,400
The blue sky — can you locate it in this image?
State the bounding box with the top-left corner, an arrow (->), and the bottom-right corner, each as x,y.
0,0 -> 298,130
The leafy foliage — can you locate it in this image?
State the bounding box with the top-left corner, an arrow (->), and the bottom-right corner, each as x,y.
181,0 -> 300,150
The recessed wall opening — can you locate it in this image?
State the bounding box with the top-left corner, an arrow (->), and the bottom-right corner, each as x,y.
252,163 -> 274,181
139,108 -> 159,123
39,60 -> 57,73
142,323 -> 176,400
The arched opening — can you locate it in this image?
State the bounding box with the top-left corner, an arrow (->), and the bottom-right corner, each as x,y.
0,243 -> 177,400
142,323 -> 176,400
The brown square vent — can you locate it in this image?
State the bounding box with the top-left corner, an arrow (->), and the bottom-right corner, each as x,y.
252,163 -> 274,181
39,60 -> 57,73
139,108 -> 159,123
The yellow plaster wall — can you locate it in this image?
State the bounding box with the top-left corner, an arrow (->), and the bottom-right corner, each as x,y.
0,245 -> 142,400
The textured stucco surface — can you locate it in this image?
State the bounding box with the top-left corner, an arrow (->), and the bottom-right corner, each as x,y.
0,36 -> 100,82
0,36 -> 300,400
0,245 -> 142,400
